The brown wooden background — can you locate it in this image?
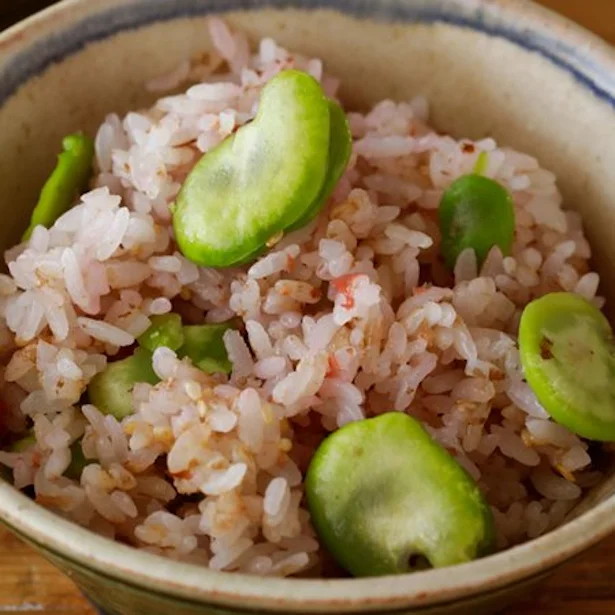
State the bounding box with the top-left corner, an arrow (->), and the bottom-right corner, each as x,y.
1,1 -> 615,613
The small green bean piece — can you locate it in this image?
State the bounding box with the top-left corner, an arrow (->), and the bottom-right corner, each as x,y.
138,314 -> 185,352
287,99 -> 352,231
306,412 -> 495,577
179,322 -> 235,375
87,349 -> 159,419
438,175 -> 515,269
23,132 -> 95,241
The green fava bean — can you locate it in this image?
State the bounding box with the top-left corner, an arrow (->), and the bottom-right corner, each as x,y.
519,292 -> 615,441
305,412 -> 495,577
179,322 -> 235,375
287,99 -> 352,231
88,349 -> 159,419
23,132 -> 95,241
173,70 -> 330,267
138,313 -> 185,352
438,175 -> 515,269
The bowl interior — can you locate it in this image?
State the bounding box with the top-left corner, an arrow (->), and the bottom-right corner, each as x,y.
0,0 -> 615,611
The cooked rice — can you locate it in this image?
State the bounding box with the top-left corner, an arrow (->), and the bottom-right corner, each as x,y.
0,18 -> 606,576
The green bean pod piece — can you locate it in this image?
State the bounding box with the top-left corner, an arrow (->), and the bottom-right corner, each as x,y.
23,132 -> 95,240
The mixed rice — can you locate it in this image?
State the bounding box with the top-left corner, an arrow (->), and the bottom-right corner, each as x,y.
0,18 -> 605,577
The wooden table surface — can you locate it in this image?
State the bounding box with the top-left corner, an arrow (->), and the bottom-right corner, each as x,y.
1,1 -> 615,613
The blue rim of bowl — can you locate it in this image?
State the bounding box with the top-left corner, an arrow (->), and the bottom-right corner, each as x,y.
1,0 -> 615,612
1,0 -> 615,108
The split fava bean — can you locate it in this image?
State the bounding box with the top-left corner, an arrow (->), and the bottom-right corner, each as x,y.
519,292 -> 615,441
23,132 -> 95,241
173,70 -> 352,267
306,412 -> 495,577
438,174 -> 515,270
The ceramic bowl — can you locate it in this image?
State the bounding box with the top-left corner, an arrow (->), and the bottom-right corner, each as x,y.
1,1 -> 615,614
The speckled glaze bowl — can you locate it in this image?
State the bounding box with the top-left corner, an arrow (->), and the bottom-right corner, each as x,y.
1,1 -> 615,613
